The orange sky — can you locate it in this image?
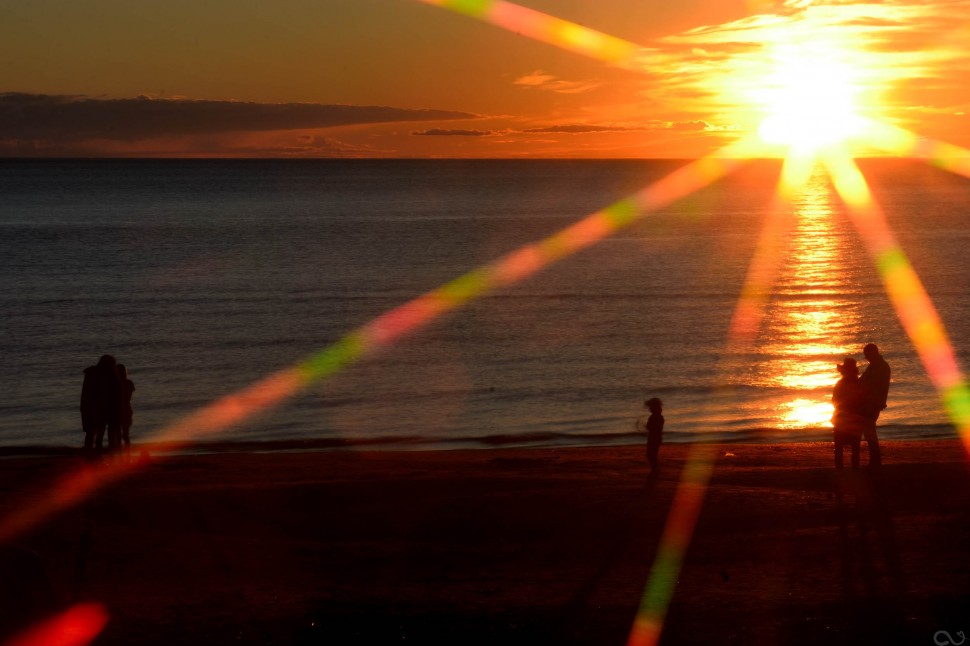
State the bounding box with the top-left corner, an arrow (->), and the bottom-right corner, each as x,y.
1,0 -> 968,158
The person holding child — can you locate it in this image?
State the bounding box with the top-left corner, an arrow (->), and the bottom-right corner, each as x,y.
831,357 -> 867,470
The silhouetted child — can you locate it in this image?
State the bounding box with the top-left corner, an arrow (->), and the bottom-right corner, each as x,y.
117,364 -> 135,456
642,398 -> 664,476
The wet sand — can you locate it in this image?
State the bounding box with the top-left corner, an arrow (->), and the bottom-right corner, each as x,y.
1,440 -> 968,645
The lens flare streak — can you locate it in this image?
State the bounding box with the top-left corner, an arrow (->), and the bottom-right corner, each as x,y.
861,120 -> 970,180
727,155 -> 807,343
0,140 -> 758,546
626,153 -> 816,645
823,149 -> 970,455
415,0 -> 648,69
628,444 -> 717,646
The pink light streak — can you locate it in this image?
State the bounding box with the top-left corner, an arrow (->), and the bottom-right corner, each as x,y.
415,0 -> 647,69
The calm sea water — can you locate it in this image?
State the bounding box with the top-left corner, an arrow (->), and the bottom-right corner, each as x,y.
1,158 -> 968,451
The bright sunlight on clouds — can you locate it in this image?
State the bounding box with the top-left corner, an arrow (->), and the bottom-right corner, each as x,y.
755,43 -> 865,151
643,0 -> 970,155
2,0 -> 969,157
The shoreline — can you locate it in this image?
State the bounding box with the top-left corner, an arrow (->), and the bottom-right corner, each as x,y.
0,423 -> 962,458
1,440 -> 967,645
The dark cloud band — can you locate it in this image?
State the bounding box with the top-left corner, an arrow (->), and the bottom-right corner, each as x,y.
524,121 -> 711,134
0,93 -> 477,141
412,128 -> 494,136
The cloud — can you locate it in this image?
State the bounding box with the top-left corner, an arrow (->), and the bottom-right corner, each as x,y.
0,92 -> 478,142
412,128 -> 494,136
667,120 -> 712,131
522,121 -> 717,134
523,124 -> 638,134
0,129 -> 390,158
512,70 -> 602,94
641,0 -> 970,127
247,134 -> 381,157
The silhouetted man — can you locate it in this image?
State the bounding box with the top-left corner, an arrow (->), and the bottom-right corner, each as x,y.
859,343 -> 891,467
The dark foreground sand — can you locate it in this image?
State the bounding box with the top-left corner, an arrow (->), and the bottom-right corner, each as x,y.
0,440 -> 968,645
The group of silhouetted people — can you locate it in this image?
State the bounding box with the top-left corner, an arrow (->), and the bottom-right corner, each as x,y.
80,354 -> 135,460
637,343 -> 891,477
831,343 -> 891,470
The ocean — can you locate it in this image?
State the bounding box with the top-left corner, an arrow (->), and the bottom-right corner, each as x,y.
1,158 -> 968,451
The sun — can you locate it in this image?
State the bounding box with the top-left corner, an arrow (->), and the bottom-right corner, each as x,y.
755,45 -> 866,153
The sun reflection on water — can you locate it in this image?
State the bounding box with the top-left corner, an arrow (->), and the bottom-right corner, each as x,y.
748,168 -> 864,429
781,398 -> 834,429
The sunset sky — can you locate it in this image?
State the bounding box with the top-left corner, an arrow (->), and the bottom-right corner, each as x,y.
2,0 -> 968,158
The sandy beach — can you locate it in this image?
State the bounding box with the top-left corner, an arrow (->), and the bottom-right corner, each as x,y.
1,440 -> 968,645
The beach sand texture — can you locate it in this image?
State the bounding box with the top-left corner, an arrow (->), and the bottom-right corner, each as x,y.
1,441 -> 968,645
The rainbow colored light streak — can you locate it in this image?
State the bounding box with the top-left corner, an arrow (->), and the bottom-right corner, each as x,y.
728,154 -> 812,343
628,443 -> 718,646
823,149 -> 970,457
415,0 -> 648,70
161,136 -> 757,449
0,139 -> 760,546
628,152 -> 826,646
861,120 -> 970,180
627,141 -> 970,646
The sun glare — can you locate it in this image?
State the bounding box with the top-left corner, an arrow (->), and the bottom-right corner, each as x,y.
756,46 -> 865,152
782,398 -> 834,429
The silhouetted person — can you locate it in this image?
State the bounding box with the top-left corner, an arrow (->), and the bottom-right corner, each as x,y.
117,364 -> 135,455
859,343 -> 890,468
640,397 -> 664,476
80,354 -> 122,460
832,357 -> 866,470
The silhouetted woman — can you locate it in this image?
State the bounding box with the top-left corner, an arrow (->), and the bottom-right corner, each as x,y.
117,364 -> 135,455
831,357 -> 866,470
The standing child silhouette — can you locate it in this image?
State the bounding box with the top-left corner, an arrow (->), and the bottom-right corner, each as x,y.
639,397 -> 664,477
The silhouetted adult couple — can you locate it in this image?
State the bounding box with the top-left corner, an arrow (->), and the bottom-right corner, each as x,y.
831,343 -> 891,470
80,354 -> 135,460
